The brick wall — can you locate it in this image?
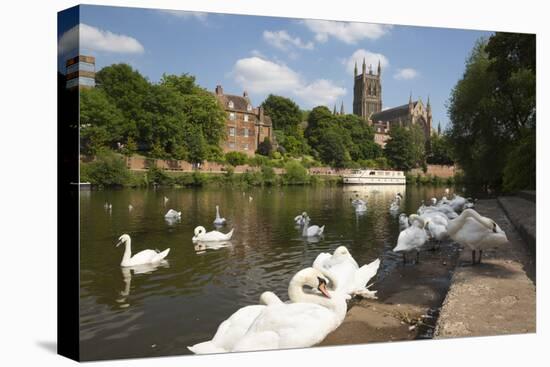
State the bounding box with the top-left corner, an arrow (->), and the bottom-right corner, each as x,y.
409,164 -> 458,178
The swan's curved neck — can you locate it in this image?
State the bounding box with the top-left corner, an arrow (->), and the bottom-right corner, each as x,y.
121,238 -> 132,264
448,210 -> 490,235
288,278 -> 346,322
302,219 -> 310,236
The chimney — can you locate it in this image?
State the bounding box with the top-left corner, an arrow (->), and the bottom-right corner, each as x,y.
215,85 -> 223,95
243,90 -> 248,98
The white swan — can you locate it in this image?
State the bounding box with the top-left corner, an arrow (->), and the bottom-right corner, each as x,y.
393,214 -> 428,264
164,209 -> 181,219
419,203 -> 457,219
351,198 -> 366,207
313,246 -> 380,299
193,226 -> 234,242
188,268 -> 347,354
302,216 -> 324,237
128,204 -> 133,211
116,234 -> 170,267
355,202 -> 367,213
294,212 -> 308,226
213,205 -> 227,226
389,199 -> 400,213
163,196 -> 169,205
447,209 -> 508,264
399,213 -> 410,230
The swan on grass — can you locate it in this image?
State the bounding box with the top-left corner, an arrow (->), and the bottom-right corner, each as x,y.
164,209 -> 181,219
393,214 -> 428,264
446,209 -> 508,264
188,268 -> 347,354
313,246 -> 380,299
302,216 -> 324,237
116,234 -> 170,267
192,226 -> 234,242
213,205 -> 226,226
294,212 -> 308,226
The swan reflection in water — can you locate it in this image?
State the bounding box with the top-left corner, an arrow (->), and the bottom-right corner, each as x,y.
116,261 -> 170,307
194,241 -> 233,254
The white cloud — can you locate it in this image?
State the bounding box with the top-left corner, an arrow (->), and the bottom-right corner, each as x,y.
230,57 -> 345,107
294,79 -> 346,107
263,30 -> 314,51
58,23 -> 144,55
158,9 -> 208,21
394,68 -> 419,80
303,20 -> 392,44
342,49 -> 389,75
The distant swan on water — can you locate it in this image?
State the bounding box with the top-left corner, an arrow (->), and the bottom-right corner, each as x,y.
192,226 -> 234,242
213,205 -> 226,226
302,216 -> 324,237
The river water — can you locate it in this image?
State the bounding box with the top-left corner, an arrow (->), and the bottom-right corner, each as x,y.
79,184 -> 451,360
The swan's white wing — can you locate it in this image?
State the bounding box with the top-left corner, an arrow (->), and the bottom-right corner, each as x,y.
353,259 -> 380,290
189,305 -> 265,354
393,227 -> 427,252
128,249 -> 160,265
312,252 -> 332,270
151,248 -> 170,263
234,303 -> 336,351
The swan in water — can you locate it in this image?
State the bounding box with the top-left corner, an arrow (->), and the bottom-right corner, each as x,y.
164,209 -> 181,219
355,202 -> 367,213
313,246 -> 380,299
446,209 -> 508,264
351,198 -> 366,207
389,199 -> 400,213
213,205 -> 226,226
302,216 -> 324,237
294,212 -> 308,226
163,196 -> 169,205
249,196 -> 253,202
188,267 -> 347,354
399,213 -> 410,230
128,204 -> 133,211
116,234 -> 170,267
192,226 -> 234,242
393,215 -> 428,264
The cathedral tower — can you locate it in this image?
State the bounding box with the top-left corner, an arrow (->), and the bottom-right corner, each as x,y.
353,58 -> 382,120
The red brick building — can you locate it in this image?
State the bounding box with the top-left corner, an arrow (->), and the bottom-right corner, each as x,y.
213,85 -> 274,156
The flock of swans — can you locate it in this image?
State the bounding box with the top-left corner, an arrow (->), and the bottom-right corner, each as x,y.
106,187 -> 509,353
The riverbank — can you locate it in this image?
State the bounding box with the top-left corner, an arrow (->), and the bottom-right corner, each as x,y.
435,198 -> 536,338
321,196 -> 536,346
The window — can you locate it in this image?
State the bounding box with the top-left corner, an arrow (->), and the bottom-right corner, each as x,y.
229,142 -> 235,149
228,101 -> 234,109
243,128 -> 249,137
229,127 -> 236,136
244,114 -> 249,122
243,144 -> 249,150
377,127 -> 381,132
247,104 -> 252,111
229,112 -> 236,121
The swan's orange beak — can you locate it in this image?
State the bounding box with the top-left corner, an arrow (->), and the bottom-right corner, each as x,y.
318,282 -> 331,299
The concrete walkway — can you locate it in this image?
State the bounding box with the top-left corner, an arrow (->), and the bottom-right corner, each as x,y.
435,198 -> 536,338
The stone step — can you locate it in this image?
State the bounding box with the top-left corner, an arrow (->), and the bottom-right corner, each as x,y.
517,190 -> 536,203
497,196 -> 536,256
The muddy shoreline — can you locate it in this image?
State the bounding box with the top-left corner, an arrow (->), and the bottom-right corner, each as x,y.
321,238 -> 460,346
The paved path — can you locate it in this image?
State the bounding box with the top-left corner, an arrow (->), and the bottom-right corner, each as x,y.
435,198 -> 536,338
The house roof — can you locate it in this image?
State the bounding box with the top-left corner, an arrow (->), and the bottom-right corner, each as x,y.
371,101 -> 417,122
214,93 -> 251,112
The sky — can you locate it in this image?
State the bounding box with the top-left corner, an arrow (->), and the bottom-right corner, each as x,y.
58,4 -> 493,130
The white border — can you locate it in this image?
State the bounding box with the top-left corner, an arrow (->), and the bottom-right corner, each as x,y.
0,1 -> 546,366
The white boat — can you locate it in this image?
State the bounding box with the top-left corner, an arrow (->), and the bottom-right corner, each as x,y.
343,169 -> 406,185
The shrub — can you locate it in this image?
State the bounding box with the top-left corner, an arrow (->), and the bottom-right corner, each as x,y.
146,166 -> 173,186
503,130 -> 535,192
283,161 -> 309,185
261,165 -> 277,185
256,137 -> 273,156
81,150 -> 130,187
225,151 -> 248,166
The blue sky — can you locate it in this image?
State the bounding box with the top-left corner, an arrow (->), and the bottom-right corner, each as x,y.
58,5 -> 493,129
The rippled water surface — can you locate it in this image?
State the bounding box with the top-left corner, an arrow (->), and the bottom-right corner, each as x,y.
79,185 -> 451,360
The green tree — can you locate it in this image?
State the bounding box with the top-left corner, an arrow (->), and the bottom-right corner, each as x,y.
447,34 -> 535,189
384,127 -> 416,171
81,150 -> 130,186
317,128 -> 349,168
225,151 -> 248,166
427,133 -> 454,165
262,94 -> 302,131
284,161 -> 309,184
